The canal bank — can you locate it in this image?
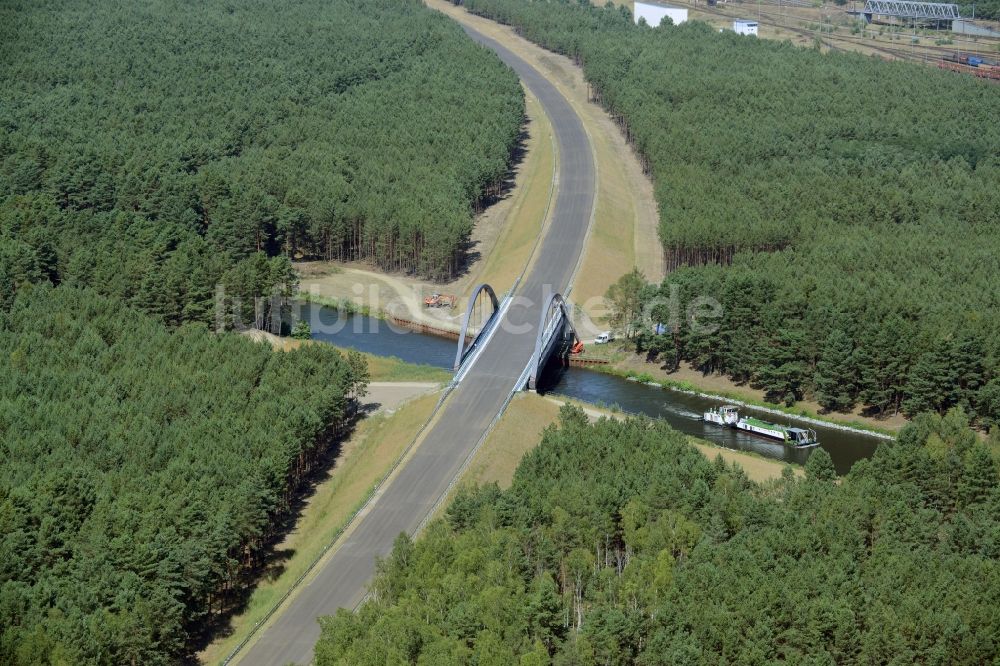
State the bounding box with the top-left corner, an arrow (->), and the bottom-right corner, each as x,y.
294,303 -> 890,475
587,351 -> 908,436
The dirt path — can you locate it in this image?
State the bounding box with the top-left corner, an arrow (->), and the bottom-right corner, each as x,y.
298,263 -> 464,331
365,382 -> 439,414
297,90 -> 556,332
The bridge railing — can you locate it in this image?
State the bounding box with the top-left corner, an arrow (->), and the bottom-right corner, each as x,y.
862,0 -> 960,19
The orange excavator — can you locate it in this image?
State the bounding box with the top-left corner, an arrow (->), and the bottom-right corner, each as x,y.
571,340 -> 584,354
423,293 -> 457,309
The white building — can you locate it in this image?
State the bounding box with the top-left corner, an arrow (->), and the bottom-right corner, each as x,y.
733,19 -> 759,36
634,1 -> 689,27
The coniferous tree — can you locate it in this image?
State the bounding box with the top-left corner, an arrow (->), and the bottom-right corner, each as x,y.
315,406 -> 1000,664
0,286 -> 364,663
814,328 -> 858,412
754,327 -> 809,406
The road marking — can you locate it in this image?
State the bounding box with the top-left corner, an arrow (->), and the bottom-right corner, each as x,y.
452,290 -> 515,386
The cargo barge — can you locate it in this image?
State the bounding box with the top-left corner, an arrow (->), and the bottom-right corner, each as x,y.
702,404 -> 819,448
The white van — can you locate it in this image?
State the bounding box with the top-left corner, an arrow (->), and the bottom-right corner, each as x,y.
594,331 -> 614,344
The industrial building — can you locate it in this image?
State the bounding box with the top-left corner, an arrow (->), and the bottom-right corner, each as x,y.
634,0 -> 689,27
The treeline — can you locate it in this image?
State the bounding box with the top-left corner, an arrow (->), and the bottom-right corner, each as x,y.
451,0 -> 1000,425
636,263 -> 1000,425
1,0 -> 523,327
959,1 -> 1000,19
0,286 -> 368,664
315,406 -> 1000,664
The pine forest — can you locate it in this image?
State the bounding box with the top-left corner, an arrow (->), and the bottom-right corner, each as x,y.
316,406 -> 1000,664
454,0 -> 1000,426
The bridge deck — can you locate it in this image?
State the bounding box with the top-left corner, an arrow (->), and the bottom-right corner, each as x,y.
237,19 -> 596,666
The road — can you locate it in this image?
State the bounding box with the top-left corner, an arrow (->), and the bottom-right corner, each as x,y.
238,21 -> 596,666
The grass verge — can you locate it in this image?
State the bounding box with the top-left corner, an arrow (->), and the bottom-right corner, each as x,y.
199,391 -> 442,665
297,291 -> 376,317
458,392 -> 563,490
362,353 -> 452,383
444,390 -> 800,517
474,91 -> 556,295
687,437 -> 803,483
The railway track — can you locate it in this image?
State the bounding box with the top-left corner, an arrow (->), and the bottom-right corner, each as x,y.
686,1 -> 998,77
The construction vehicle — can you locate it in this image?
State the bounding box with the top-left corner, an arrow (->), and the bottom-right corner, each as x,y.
423,293 -> 457,309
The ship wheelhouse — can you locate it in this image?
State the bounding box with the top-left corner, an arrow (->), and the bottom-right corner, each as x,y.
786,427 -> 818,446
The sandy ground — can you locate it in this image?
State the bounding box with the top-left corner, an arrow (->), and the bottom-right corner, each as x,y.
242,328 -> 306,351
297,263 -> 465,331
298,2 -> 663,336
365,382 -> 439,414
689,441 -> 803,481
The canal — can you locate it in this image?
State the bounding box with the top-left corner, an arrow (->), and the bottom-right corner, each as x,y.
297,302 -> 886,475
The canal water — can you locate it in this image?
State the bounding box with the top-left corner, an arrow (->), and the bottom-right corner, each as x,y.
296,301 -> 456,368
297,302 -> 885,475
538,366 -> 880,475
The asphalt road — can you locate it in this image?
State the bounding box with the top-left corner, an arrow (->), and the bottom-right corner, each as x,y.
238,23 -> 596,666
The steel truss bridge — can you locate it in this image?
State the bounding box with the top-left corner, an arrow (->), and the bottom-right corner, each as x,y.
861,0 -> 960,20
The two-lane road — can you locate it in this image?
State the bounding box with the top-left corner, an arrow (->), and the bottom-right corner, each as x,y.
238,21 -> 596,666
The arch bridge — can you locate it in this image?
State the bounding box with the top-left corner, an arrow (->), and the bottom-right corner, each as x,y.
454,283 -> 500,371
527,292 -> 579,391
453,286 -> 580,392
